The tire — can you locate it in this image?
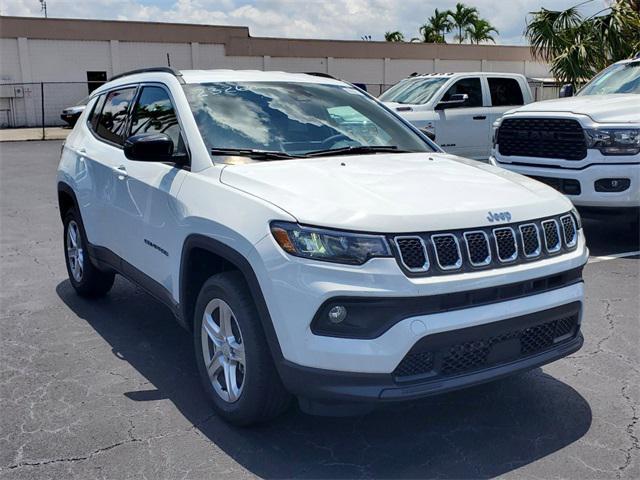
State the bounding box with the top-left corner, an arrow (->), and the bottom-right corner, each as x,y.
194,271 -> 291,426
63,209 -> 115,297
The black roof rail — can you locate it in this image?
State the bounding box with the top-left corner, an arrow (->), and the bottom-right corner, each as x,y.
109,67 -> 184,83
302,72 -> 338,80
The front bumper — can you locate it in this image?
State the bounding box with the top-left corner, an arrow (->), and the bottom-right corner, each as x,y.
255,231 -> 588,374
279,302 -> 583,403
490,155 -> 640,208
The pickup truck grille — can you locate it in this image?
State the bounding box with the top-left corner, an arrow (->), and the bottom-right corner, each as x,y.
497,118 -> 587,160
392,213 -> 577,277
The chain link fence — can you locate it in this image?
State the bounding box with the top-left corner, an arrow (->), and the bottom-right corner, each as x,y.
0,80 -> 561,140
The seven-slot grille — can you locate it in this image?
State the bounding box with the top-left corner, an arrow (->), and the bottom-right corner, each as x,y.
392,213 -> 578,276
497,117 -> 587,160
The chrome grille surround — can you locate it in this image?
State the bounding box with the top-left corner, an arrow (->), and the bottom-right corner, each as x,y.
431,234 -> 462,270
542,219 -> 561,253
463,230 -> 491,267
560,215 -> 577,248
493,227 -> 518,263
519,223 -> 541,258
391,212 -> 579,276
394,236 -> 430,272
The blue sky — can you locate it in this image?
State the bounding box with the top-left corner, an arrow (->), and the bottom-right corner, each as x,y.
1,0 -> 609,45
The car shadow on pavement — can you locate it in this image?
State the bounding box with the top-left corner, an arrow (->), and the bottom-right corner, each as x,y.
56,280 -> 592,479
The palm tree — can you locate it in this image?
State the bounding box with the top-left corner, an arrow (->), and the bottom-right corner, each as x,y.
427,8 -> 451,43
384,31 -> 405,42
411,24 -> 441,43
525,0 -> 640,86
448,2 -> 479,43
466,18 -> 499,44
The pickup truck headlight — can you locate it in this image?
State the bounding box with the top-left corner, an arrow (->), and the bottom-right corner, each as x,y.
584,128 -> 640,155
270,222 -> 391,265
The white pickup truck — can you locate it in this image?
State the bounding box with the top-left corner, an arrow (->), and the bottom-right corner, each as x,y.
380,72 -> 533,160
491,56 -> 640,218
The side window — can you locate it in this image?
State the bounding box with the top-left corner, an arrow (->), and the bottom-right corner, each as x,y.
87,94 -> 106,131
130,86 -> 185,155
95,88 -> 136,145
441,78 -> 483,108
488,78 -> 524,107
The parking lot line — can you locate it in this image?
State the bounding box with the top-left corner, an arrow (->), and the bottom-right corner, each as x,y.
588,250 -> 640,264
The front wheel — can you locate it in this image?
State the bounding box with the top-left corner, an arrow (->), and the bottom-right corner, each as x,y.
63,210 -> 115,297
194,272 -> 291,425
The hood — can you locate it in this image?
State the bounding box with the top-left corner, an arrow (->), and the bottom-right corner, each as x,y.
220,153 -> 572,233
509,94 -> 639,123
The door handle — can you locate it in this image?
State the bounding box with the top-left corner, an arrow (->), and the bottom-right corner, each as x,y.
114,165 -> 128,179
473,115 -> 487,120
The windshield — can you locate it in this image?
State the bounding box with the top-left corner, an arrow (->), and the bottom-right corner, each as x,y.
184,82 -> 434,158
578,61 -> 640,95
379,77 -> 448,104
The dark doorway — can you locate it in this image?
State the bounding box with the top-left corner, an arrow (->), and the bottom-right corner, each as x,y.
86,71 -> 107,94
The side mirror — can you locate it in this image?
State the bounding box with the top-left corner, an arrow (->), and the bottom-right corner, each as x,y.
559,84 -> 574,98
435,93 -> 469,110
124,133 -> 174,162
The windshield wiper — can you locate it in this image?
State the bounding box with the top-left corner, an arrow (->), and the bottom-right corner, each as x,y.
304,145 -> 415,158
210,147 -> 300,160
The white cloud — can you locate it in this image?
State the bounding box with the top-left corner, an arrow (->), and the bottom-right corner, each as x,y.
0,0 -> 610,45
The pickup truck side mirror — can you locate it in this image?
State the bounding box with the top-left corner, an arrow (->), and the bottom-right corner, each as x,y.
124,133 -> 175,162
559,84 -> 574,98
435,93 -> 469,110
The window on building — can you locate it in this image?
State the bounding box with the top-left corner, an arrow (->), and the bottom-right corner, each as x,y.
488,78 -> 524,106
86,71 -> 107,94
440,78 -> 483,107
95,88 -> 136,145
130,86 -> 185,154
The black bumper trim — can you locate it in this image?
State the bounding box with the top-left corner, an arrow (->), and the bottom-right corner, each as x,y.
279,303 -> 583,403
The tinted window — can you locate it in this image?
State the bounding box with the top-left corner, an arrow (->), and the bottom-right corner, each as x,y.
488,78 -> 524,106
88,94 -> 106,131
441,78 -> 483,107
95,88 -> 136,145
130,86 -> 185,154
184,82 -> 434,158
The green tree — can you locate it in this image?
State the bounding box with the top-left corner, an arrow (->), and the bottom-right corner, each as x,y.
525,0 -> 640,86
448,2 -> 479,43
411,24 -> 441,43
384,31 -> 405,42
466,18 -> 499,44
427,8 -> 452,43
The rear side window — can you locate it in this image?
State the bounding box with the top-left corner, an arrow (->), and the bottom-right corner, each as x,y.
488,78 -> 524,106
87,94 -> 106,131
441,78 -> 483,107
130,86 -> 185,155
95,88 -> 136,145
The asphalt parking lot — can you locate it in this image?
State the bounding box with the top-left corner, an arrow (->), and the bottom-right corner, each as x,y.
1,140 -> 638,480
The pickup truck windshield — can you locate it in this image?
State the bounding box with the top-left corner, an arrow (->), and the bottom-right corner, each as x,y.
578,61 -> 640,95
379,77 -> 448,104
184,82 -> 434,158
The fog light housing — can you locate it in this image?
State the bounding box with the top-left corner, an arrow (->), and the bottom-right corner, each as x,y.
328,305 -> 347,324
594,178 -> 630,193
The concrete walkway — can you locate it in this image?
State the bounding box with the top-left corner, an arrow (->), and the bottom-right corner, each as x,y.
0,127 -> 70,142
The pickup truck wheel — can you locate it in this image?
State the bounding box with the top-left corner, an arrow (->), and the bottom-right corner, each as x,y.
194,272 -> 291,425
63,210 -> 115,297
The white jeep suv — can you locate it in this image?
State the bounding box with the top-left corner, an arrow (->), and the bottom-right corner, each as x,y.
57,68 -> 588,425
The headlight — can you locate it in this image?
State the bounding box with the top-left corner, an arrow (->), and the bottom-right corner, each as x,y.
584,128 -> 640,155
492,119 -> 502,147
270,222 -> 391,265
571,207 -> 582,230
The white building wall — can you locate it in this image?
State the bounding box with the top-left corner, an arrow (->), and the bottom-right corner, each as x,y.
0,37 -> 553,127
